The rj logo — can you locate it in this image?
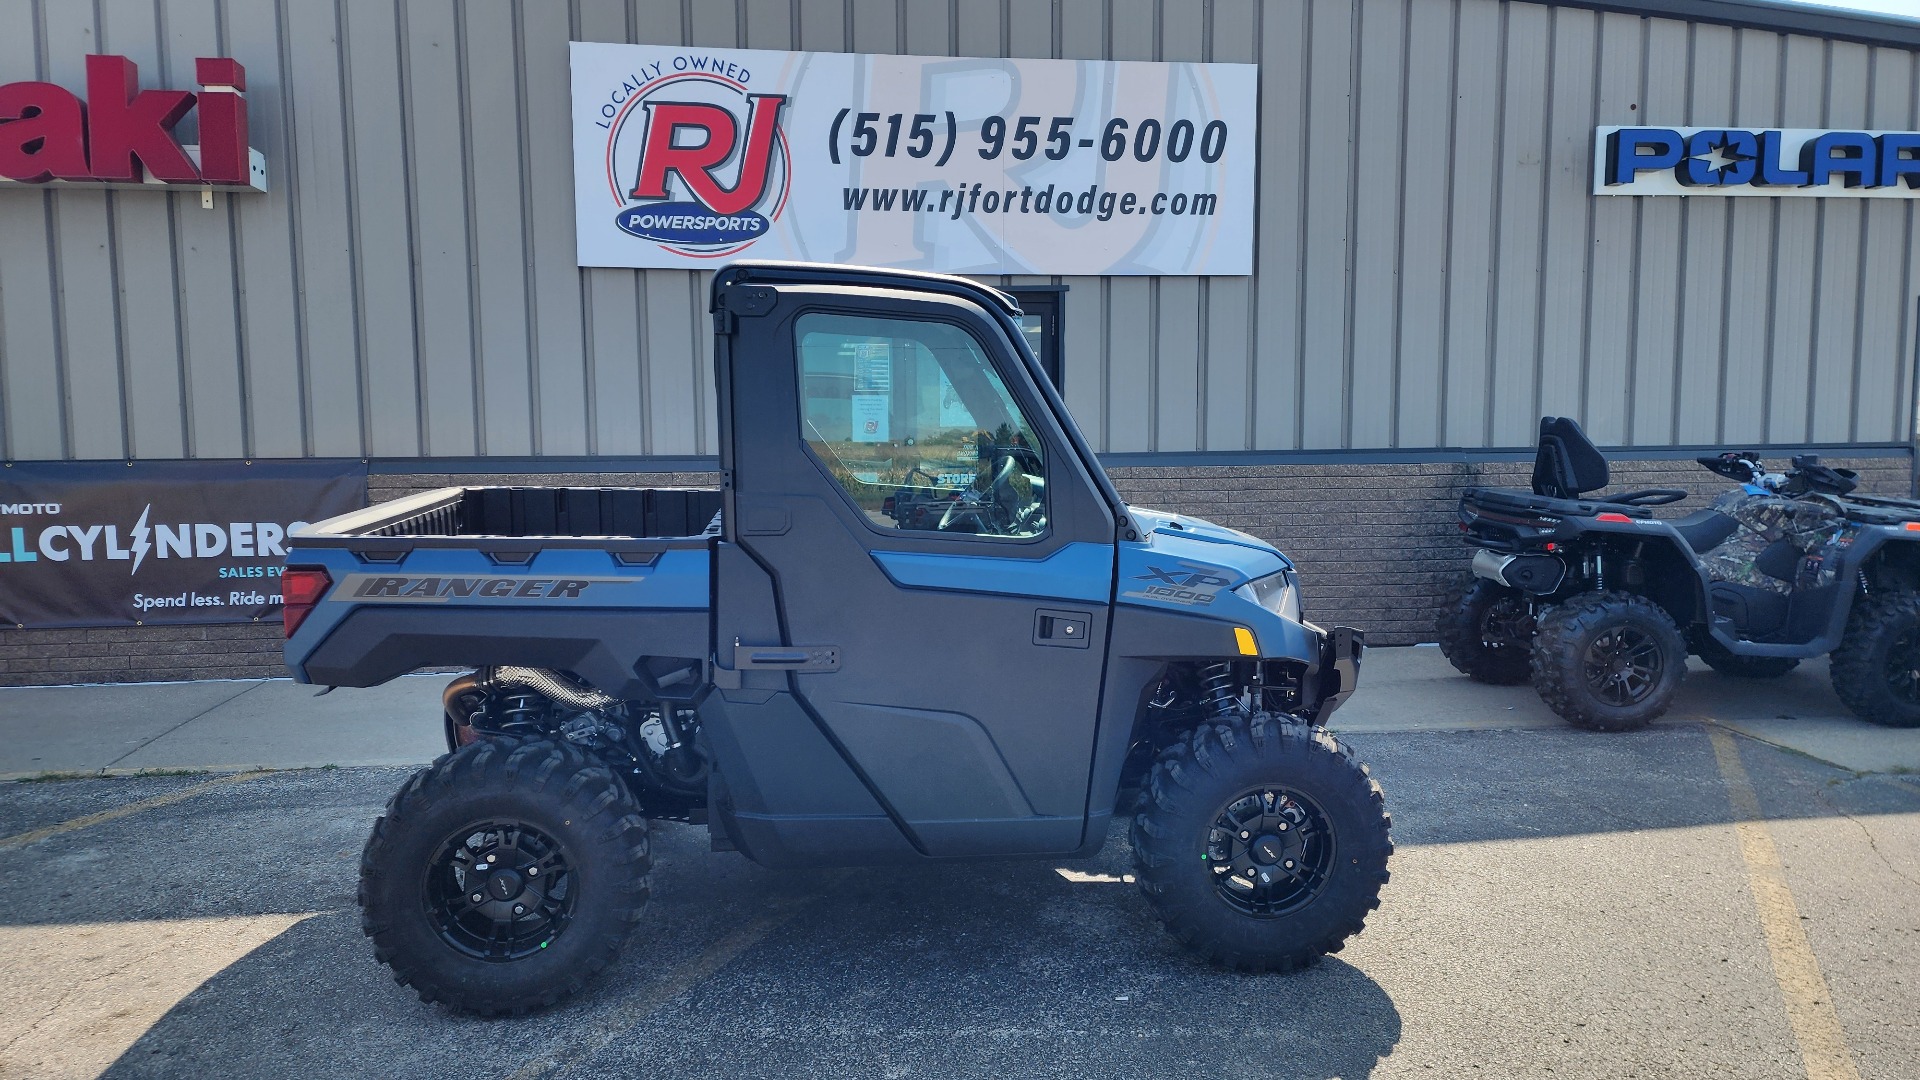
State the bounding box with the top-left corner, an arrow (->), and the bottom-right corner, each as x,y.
630,94 -> 787,215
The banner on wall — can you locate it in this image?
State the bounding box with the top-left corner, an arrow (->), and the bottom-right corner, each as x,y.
0,460 -> 366,628
570,43 -> 1258,275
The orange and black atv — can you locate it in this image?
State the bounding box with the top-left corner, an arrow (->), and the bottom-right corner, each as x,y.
1440,416 -> 1920,731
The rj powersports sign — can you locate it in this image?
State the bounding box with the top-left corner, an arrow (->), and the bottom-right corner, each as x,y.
570,43 -> 1257,274
0,55 -> 266,192
0,461 -> 363,628
1596,126 -> 1920,198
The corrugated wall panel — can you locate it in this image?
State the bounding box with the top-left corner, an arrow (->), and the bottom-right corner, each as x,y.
522,0 -> 590,456
1440,0 -> 1502,448
1250,0 -> 1306,451
1584,11 -> 1645,447
402,0 -> 479,457
1860,48 -> 1917,443
1300,0 -> 1356,449
1719,29 -> 1779,445
164,0 -> 248,459
103,0 -> 187,461
282,0 -> 363,458
0,0 -> 64,461
1349,0 -> 1406,449
1394,0 -> 1453,450
1202,0 -> 1257,452
1765,34 -> 1825,444
1628,16 -> 1688,446
1537,9 -> 1597,442
225,0 -> 306,459
1810,40 -> 1871,444
3,0 -> 1916,464
1674,24 -> 1736,445
43,3 -> 128,461
1489,2 -> 1550,448
343,0 -> 422,458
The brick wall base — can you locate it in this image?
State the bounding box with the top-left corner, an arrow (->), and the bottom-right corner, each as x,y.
2,456 -> 1909,685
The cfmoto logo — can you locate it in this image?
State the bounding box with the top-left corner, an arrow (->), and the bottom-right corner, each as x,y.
601,63 -> 789,256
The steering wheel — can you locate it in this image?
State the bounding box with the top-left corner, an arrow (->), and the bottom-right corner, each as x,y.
938,453 -> 1024,534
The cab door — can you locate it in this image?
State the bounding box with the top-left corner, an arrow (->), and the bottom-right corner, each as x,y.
712,282 -> 1117,858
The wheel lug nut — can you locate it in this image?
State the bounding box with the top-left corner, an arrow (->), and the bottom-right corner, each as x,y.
1240,831 -> 1250,839
1245,868 -> 1256,877
513,905 -> 526,916
1284,860 -> 1295,869
528,867 -> 538,876
1278,823 -> 1288,831
486,854 -> 497,864
471,893 -> 484,903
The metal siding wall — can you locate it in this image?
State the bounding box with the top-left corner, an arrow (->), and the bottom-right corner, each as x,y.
1,0 -> 1914,464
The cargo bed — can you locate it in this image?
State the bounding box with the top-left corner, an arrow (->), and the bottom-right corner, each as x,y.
283,486 -> 720,695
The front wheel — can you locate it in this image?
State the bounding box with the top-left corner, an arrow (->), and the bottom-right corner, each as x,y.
1531,592 -> 1686,731
1831,591 -> 1920,728
359,737 -> 652,1015
1131,716 -> 1392,971
1436,576 -> 1536,685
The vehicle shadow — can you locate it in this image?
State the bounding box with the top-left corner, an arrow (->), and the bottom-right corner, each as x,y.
99,827 -> 1404,1080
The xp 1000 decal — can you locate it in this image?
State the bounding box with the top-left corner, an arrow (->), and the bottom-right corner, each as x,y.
570,43 -> 1257,274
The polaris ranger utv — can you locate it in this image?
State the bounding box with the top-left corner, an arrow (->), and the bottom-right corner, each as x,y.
283,262 -> 1389,1015
1441,415 -> 1920,731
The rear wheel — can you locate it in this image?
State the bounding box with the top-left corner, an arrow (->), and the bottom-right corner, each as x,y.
1436,576 -> 1536,685
1131,716 -> 1392,971
359,737 -> 652,1015
1831,591 -> 1920,728
1532,592 -> 1686,731
1696,637 -> 1800,679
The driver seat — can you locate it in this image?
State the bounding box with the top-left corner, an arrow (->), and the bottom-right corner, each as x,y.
1666,508 -> 1740,554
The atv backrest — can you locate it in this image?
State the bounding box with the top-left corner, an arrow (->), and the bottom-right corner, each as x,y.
1532,416 -> 1610,499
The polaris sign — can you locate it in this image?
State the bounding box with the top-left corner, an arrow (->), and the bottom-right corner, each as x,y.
1596,126 -> 1920,198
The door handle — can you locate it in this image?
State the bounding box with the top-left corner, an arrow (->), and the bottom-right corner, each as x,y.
732,641 -> 841,671
1033,608 -> 1092,649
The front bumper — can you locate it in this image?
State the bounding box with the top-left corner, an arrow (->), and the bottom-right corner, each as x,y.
1306,622 -> 1365,724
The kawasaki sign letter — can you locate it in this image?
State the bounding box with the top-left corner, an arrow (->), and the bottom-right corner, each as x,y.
570,43 -> 1257,275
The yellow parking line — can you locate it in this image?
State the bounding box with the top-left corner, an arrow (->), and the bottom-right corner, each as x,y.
0,770 -> 268,852
1708,725 -> 1861,1080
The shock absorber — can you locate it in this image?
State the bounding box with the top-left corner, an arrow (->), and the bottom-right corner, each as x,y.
1198,662 -> 1241,720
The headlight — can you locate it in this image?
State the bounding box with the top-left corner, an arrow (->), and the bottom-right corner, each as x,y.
1235,572 -> 1301,621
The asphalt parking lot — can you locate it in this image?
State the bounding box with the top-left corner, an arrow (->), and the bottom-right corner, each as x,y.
2,655 -> 1917,1079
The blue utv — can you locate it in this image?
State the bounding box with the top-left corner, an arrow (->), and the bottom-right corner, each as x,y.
282,262 -> 1390,1014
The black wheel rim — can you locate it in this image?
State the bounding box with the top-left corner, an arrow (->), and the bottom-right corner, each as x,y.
424,819 -> 576,962
1886,627 -> 1920,706
1480,596 -> 1534,654
1582,626 -> 1664,707
1205,786 -> 1336,918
